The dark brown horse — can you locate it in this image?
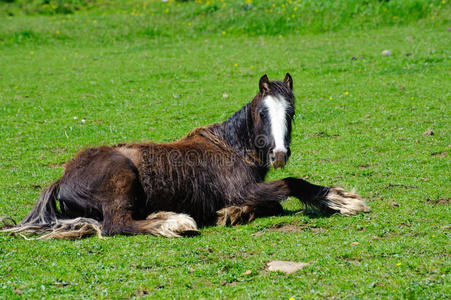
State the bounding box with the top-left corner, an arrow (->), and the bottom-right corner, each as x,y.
1,73 -> 369,239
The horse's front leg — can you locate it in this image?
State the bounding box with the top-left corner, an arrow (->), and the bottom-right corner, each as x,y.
216,177 -> 369,225
281,177 -> 370,216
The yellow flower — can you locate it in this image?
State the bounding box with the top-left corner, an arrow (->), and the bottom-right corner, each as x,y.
164,8 -> 169,13
396,263 -> 401,266
272,3 -> 276,7
345,91 -> 349,95
294,7 -> 297,11
234,64 -> 238,67
289,298 -> 295,300
188,22 -> 191,26
329,96 -> 333,100
442,0 -> 446,4
432,235 -> 435,237
14,85 -> 18,89
410,96 -> 414,100
291,14 -> 295,18
250,65 -> 254,69
246,0 -> 252,3
315,9 -> 319,13
222,31 -> 226,35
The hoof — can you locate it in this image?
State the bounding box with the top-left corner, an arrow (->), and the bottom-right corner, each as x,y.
322,187 -> 370,216
216,206 -> 253,226
147,212 -> 199,238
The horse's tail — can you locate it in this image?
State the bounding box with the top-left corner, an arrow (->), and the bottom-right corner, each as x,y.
0,180 -> 102,239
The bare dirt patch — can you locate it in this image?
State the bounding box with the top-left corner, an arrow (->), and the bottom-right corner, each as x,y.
252,223 -> 327,236
427,198 -> 450,205
49,162 -> 66,169
431,150 -> 448,157
385,183 -> 417,190
271,224 -> 306,233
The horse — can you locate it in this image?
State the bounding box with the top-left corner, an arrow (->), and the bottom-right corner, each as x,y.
1,73 -> 369,239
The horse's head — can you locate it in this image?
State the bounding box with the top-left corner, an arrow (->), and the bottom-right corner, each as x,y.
251,73 -> 295,169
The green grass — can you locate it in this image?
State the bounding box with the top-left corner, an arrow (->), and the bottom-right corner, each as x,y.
0,0 -> 450,298
1,0 -> 450,45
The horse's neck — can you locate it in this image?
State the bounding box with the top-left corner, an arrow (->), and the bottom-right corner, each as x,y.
211,104 -> 268,175
217,103 -> 254,153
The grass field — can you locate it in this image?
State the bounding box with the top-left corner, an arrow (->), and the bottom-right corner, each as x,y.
0,0 -> 450,298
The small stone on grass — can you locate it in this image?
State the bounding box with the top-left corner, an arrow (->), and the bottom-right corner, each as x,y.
423,129 -> 434,136
267,260 -> 309,274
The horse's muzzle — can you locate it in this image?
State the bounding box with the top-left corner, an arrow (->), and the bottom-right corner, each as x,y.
269,150 -> 287,169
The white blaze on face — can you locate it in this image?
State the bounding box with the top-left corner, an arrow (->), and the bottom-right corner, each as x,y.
263,95 -> 289,153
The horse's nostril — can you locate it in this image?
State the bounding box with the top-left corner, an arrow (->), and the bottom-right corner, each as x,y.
271,151 -> 287,165
269,151 -> 276,161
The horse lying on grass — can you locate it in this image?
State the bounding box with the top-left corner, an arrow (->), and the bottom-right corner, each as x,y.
1,73 -> 369,239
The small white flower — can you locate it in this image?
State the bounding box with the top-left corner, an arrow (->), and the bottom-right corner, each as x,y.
73,116 -> 78,120
81,119 -> 86,123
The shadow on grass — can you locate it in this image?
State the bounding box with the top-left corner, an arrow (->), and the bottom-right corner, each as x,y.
282,208 -> 334,219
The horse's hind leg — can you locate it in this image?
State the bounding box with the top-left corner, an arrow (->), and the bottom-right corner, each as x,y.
103,206 -> 199,237
141,212 -> 199,237
102,197 -> 199,238
99,157 -> 198,237
101,182 -> 199,237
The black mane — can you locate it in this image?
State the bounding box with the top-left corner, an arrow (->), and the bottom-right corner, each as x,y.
213,103 -> 254,154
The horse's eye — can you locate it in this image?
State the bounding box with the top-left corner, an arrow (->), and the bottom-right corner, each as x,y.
259,111 -> 265,119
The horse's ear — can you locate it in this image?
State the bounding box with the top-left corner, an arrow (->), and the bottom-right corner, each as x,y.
259,74 -> 270,94
283,73 -> 293,90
